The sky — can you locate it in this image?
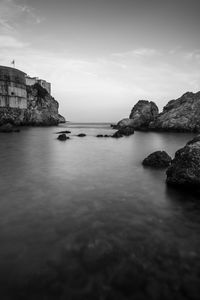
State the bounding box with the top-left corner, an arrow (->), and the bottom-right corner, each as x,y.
0,0 -> 200,122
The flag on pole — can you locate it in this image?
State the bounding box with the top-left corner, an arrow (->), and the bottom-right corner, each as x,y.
11,60 -> 15,68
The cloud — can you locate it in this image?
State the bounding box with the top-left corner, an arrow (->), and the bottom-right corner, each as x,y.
0,0 -> 43,33
0,35 -> 28,48
112,48 -> 161,58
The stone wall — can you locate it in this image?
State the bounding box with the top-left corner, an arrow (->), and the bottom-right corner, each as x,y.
0,66 -> 27,109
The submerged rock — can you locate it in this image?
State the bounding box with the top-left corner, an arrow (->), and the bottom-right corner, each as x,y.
143,151 -> 172,168
150,91 -> 200,132
77,133 -> 86,137
166,136 -> 200,189
57,134 -> 69,141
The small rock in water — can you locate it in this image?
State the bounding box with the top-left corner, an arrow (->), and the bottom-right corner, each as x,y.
77,133 -> 86,137
96,134 -> 104,137
57,134 -> 69,141
142,151 -> 172,168
56,130 -> 71,134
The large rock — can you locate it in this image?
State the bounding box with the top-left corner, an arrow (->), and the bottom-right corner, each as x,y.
150,92 -> 200,132
143,151 -> 172,168
129,100 -> 159,130
166,136 -> 200,189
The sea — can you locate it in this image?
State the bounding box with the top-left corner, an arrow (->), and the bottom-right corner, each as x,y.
0,122 -> 200,300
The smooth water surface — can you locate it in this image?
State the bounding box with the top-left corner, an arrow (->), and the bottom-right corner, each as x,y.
0,124 -> 200,299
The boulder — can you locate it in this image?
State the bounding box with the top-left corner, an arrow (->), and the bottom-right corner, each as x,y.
143,151 -> 172,168
150,91 -> 200,132
166,136 -> 200,189
57,134 -> 69,141
77,133 -> 86,137
96,134 -> 104,137
129,100 -> 159,130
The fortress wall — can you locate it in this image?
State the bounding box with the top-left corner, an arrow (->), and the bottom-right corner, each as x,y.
0,66 -> 27,109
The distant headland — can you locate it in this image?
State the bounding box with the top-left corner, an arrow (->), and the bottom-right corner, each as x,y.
0,65 -> 65,126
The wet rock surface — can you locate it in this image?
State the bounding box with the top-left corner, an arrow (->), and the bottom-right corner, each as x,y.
166,135 -> 200,189
143,151 -> 172,168
77,133 -> 86,137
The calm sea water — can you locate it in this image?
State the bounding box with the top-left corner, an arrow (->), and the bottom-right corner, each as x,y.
0,123 -> 200,300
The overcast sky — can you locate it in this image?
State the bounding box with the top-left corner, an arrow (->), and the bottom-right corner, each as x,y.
0,0 -> 200,122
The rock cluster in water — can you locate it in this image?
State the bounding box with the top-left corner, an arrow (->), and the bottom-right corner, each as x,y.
166,136 -> 200,189
116,91 -> 200,132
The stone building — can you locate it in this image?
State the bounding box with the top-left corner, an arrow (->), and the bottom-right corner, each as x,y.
0,66 -> 27,109
25,76 -> 51,94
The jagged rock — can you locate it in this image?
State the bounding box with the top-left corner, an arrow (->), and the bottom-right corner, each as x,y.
58,114 -> 66,123
143,151 -> 172,168
118,127 -> 135,136
77,133 -> 86,137
57,134 -> 69,141
0,123 -> 20,133
150,92 -> 200,132
129,100 -> 159,130
166,136 -> 200,189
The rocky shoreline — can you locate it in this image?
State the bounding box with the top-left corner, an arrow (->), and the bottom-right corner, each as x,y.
116,91 -> 200,133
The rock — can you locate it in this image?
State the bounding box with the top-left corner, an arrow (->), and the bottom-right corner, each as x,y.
116,118 -> 135,129
57,134 -> 69,141
112,131 -> 124,138
56,130 -> 71,134
118,127 -> 135,136
143,151 -> 172,168
150,91 -> 200,132
166,136 -> 200,189
77,133 -> 86,137
96,134 -> 104,137
129,100 -> 159,130
0,123 -> 20,133
58,114 -> 66,123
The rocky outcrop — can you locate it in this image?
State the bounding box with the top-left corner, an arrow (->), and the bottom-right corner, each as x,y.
128,100 -> 159,130
166,136 -> 200,189
143,151 -> 172,168
0,83 -> 65,126
24,84 -> 65,126
150,92 -> 200,132
112,126 -> 135,138
116,118 -> 135,129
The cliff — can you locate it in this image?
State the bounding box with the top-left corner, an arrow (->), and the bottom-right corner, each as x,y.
0,83 -> 65,126
149,92 -> 200,132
